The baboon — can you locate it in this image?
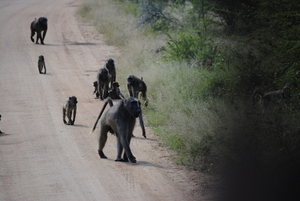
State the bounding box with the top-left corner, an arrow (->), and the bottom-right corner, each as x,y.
30,17 -> 48,44
108,82 -> 125,99
93,81 -> 99,99
105,58 -> 116,89
109,81 -> 146,138
63,96 -> 78,125
127,75 -> 149,107
253,83 -> 291,109
97,67 -> 111,100
91,97 -> 142,163
38,55 -> 46,74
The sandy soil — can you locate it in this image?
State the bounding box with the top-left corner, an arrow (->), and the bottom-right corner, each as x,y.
0,0 -> 212,200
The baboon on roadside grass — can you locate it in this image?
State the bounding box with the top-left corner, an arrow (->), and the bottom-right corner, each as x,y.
127,75 -> 149,107
91,97 -> 142,163
252,83 -> 291,109
63,96 -> 78,125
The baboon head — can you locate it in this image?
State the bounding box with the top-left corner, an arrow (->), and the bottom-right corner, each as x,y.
124,97 -> 141,118
39,55 -> 44,60
69,96 -> 78,104
112,82 -> 120,88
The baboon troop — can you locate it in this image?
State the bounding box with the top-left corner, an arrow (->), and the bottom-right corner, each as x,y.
38,55 -> 46,74
63,96 -> 78,125
27,15 -> 149,163
127,75 -> 149,107
97,67 -> 111,100
105,58 -> 116,89
253,83 -> 291,109
91,97 -> 142,163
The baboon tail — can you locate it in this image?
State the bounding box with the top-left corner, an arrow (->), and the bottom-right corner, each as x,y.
91,98 -> 114,133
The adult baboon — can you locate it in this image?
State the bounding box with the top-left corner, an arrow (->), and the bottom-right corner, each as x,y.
105,58 -> 116,89
38,55 -> 46,74
97,67 -> 111,100
252,83 -> 291,109
30,17 -> 48,45
127,75 -> 149,107
91,97 -> 142,163
108,82 -> 125,99
63,96 -> 78,125
93,81 -> 99,99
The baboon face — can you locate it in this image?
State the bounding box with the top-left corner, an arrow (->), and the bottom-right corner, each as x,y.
125,98 -> 141,118
69,96 -> 78,104
101,68 -> 110,79
39,55 -> 44,60
127,75 -> 135,85
39,17 -> 48,26
107,58 -> 114,66
112,82 -> 119,88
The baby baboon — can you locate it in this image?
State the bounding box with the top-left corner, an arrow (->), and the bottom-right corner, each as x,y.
97,67 -> 111,100
253,83 -> 291,109
38,55 -> 46,74
127,75 -> 149,107
93,81 -> 99,99
63,96 -> 78,125
91,97 -> 142,163
108,82 -> 125,99
105,58 -> 116,89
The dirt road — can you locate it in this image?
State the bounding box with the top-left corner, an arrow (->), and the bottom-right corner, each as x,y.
0,0 -> 207,200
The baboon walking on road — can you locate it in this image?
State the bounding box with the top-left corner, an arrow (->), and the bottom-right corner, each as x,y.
38,55 -> 46,74
63,96 -> 78,125
97,67 -> 111,100
105,58 -> 116,89
91,97 -> 143,163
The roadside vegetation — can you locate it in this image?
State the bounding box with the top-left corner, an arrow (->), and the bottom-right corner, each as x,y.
79,0 -> 300,199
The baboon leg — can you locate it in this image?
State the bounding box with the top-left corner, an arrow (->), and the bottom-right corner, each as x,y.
115,134 -> 126,162
63,108 -> 67,124
71,108 -> 76,125
67,111 -> 72,125
139,111 -> 146,138
98,127 -> 109,158
98,83 -> 103,100
36,32 -> 42,44
117,134 -> 136,163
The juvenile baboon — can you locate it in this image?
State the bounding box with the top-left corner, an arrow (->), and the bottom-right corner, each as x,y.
127,75 -> 149,107
97,67 -> 111,100
30,17 -> 48,44
91,97 -> 142,163
253,83 -> 291,109
63,96 -> 78,125
38,55 -> 46,74
105,58 -> 116,89
93,81 -> 99,99
108,82 -> 125,99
